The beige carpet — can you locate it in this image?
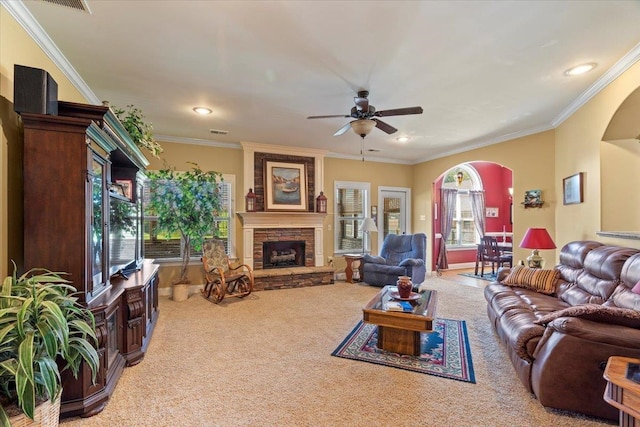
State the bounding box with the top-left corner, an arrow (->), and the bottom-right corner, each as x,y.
60,279 -> 614,427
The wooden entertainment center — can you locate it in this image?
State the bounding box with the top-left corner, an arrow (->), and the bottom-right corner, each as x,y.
19,101 -> 159,417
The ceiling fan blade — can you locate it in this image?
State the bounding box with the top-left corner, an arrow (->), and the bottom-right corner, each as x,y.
354,96 -> 369,112
374,106 -> 423,117
373,118 -> 398,134
333,122 -> 352,136
307,114 -> 350,119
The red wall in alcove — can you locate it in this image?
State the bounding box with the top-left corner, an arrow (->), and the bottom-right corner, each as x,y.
432,162 -> 512,269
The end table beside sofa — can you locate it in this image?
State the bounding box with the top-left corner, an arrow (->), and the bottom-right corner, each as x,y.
484,240 -> 640,421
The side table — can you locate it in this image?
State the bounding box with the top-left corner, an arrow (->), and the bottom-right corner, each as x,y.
343,254 -> 364,283
603,356 -> 640,427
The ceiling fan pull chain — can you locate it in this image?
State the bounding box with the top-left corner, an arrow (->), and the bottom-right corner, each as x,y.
361,136 -> 365,161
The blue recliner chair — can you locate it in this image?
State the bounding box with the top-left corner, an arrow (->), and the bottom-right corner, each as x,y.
361,233 -> 427,287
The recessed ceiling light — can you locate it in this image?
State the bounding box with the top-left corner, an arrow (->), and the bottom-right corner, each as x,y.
396,136 -> 410,143
193,107 -> 213,115
563,63 -> 597,76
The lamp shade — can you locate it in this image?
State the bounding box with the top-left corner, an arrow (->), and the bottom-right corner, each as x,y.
350,119 -> 376,137
519,228 -> 556,250
359,217 -> 378,233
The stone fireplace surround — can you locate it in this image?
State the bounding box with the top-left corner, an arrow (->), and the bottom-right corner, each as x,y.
237,212 -> 325,269
237,143 -> 334,291
237,212 -> 333,290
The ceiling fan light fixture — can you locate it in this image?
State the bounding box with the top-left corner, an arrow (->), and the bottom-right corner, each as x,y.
193,107 -> 213,115
563,62 -> 597,76
350,119 -> 376,137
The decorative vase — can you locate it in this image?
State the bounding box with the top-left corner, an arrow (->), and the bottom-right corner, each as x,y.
396,276 -> 413,299
172,283 -> 189,301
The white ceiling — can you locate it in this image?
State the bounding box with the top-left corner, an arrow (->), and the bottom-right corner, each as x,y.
11,0 -> 640,163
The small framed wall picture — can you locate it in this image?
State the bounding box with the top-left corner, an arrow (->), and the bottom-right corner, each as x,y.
563,172 -> 584,205
115,179 -> 133,200
485,207 -> 499,217
371,205 -> 378,226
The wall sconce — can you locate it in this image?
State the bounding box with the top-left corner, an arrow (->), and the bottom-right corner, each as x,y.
245,188 -> 256,212
316,191 -> 327,213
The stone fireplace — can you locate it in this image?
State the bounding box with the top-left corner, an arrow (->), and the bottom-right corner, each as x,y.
262,240 -> 305,269
236,143 -> 333,291
237,212 -> 325,269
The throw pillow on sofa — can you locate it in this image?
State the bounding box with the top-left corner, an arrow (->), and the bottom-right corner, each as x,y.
502,265 -> 560,295
534,304 -> 640,329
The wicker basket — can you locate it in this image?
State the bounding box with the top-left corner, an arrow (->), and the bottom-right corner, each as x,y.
8,394 -> 60,427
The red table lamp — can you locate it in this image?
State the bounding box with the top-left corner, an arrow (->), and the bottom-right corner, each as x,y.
519,227 -> 556,268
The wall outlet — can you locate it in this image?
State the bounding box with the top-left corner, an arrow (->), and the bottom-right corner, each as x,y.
327,224 -> 332,231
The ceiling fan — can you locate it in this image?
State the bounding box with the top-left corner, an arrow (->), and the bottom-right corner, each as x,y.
307,90 -> 423,137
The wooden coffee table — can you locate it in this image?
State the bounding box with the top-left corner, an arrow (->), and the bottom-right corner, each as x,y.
362,285 -> 437,356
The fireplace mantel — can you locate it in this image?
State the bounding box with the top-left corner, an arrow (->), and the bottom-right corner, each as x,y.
237,212 -> 326,268
237,212 -> 326,228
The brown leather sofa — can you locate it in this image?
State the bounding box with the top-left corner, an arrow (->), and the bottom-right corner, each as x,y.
484,240 -> 640,420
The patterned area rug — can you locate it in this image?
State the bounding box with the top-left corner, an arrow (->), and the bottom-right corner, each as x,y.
331,318 -> 475,383
459,272 -> 498,282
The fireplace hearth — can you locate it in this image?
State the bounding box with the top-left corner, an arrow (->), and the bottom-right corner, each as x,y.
263,240 -> 305,269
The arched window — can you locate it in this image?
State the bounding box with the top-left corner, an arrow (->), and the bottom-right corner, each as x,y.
442,165 -> 482,247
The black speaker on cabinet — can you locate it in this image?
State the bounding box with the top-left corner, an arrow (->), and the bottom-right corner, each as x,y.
14,64 -> 58,115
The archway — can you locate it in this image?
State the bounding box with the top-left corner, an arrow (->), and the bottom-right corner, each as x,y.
432,161 -> 513,272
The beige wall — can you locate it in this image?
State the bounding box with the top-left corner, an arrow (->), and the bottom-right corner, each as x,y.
323,158 -> 413,272
556,59 -> 640,249
0,7 -> 86,278
412,131 -> 556,271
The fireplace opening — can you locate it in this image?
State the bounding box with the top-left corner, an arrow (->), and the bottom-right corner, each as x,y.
263,240 -> 305,269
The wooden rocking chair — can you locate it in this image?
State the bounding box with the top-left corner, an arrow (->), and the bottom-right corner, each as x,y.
201,239 -> 254,303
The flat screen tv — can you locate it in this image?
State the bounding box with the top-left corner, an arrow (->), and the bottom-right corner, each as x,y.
109,194 -> 142,278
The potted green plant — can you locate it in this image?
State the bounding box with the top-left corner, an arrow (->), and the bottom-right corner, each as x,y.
147,162 -> 223,294
0,267 -> 100,427
112,104 -> 163,158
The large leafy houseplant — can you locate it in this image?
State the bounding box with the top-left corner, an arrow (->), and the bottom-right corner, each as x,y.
147,162 -> 223,284
0,267 -> 99,426
112,104 -> 163,158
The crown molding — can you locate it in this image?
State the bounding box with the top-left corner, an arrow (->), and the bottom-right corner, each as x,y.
3,0 -> 99,104
413,123 -> 554,164
240,141 -> 328,157
325,151 -> 413,165
552,41 -> 640,128
154,134 -> 240,149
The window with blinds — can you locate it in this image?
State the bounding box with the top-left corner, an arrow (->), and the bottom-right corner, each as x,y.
334,181 -> 370,253
143,176 -> 234,260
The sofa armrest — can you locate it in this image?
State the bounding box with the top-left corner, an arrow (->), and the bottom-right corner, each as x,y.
530,317 -> 640,420
545,317 -> 640,348
362,254 -> 386,265
398,258 -> 425,267
535,305 -> 640,329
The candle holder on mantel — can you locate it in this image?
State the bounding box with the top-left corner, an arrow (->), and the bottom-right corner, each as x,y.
316,191 -> 327,213
245,188 -> 257,212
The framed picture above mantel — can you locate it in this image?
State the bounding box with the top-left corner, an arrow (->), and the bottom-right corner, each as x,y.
264,160 -> 308,211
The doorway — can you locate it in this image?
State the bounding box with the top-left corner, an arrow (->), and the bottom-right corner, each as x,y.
378,187 -> 412,250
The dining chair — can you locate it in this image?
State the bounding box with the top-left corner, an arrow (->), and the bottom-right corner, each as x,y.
480,235 -> 513,276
